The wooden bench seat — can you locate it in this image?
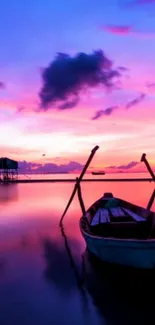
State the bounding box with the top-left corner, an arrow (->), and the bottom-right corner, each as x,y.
110,207 -> 126,217
123,208 -> 145,222
91,208 -> 110,226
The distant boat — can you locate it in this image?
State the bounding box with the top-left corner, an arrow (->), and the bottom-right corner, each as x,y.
92,171 -> 105,175
80,192 -> 155,269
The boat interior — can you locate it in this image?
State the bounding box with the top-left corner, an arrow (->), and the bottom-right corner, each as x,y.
82,193 -> 155,240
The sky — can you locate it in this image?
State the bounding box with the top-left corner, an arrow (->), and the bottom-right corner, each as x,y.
1,0 -> 155,173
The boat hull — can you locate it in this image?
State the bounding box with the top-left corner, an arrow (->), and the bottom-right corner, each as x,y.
81,227 -> 155,269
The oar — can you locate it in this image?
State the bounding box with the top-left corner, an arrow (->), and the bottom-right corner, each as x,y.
59,145 -> 99,225
141,153 -> 155,210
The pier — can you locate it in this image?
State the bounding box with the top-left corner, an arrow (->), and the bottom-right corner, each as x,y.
0,157 -> 18,182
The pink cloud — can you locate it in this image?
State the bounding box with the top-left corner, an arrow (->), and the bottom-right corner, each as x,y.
146,82 -> 155,89
92,106 -> 118,120
91,92 -> 146,120
104,161 -> 150,173
125,93 -> 146,109
106,161 -> 139,170
102,25 -> 132,35
18,160 -> 84,174
102,25 -> 155,39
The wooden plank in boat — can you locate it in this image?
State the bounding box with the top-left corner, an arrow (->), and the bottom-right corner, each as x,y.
123,208 -> 145,222
91,208 -> 110,226
91,211 -> 100,226
110,207 -> 126,217
100,208 -> 110,223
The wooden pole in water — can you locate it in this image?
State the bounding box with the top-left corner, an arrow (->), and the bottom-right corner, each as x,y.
141,153 -> 155,180
59,145 -> 99,225
141,153 -> 155,210
147,189 -> 155,210
76,177 -> 86,216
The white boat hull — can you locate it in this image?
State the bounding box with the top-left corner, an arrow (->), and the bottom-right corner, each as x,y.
81,230 -> 155,269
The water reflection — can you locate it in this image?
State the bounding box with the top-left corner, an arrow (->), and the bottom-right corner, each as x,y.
42,226 -> 92,324
0,179 -> 155,325
59,219 -> 155,325
42,236 -> 80,293
82,249 -> 155,325
0,184 -> 18,204
0,257 -> 7,276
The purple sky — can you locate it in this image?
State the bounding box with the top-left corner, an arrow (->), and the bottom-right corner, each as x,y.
1,0 -> 155,172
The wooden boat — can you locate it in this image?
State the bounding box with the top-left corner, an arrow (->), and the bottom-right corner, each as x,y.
92,171 -> 105,175
60,146 -> 155,270
80,192 -> 155,269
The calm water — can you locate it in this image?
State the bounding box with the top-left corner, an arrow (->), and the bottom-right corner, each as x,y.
18,172 -> 151,180
0,175 -> 155,325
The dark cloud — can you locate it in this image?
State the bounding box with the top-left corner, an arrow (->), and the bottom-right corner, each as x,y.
58,97 -> 80,110
146,82 -> 155,89
125,93 -> 145,109
92,106 -> 118,120
0,81 -> 5,89
19,160 -> 84,173
118,66 -> 129,72
39,50 -> 121,109
91,91 -> 146,121
107,161 -> 139,170
16,106 -> 25,113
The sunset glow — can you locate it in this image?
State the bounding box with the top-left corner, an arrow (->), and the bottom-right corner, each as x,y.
1,0 -> 155,172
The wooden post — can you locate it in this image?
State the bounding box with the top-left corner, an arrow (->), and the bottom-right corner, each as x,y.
141,153 -> 155,210
76,177 -> 86,216
59,145 -> 99,225
147,189 -> 155,210
141,153 -> 155,180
